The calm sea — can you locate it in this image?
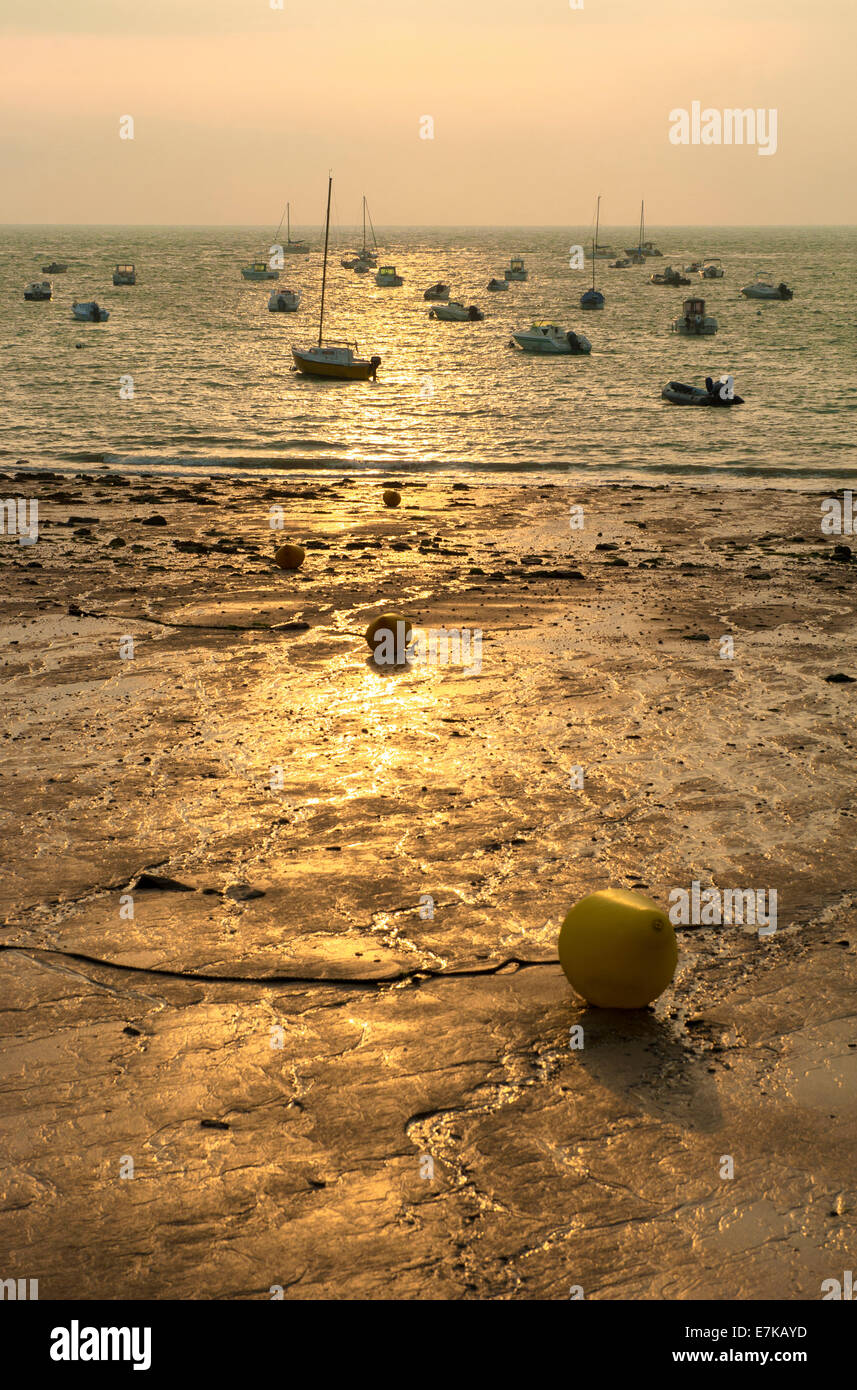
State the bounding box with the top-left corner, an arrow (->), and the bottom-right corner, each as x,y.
2,224 -> 855,484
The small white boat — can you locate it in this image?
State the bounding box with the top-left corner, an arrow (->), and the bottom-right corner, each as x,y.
375,265 -> 403,287
42,261 -> 67,274
487,277 -> 509,291
741,280 -> 794,300
511,322 -> 591,355
504,256 -> 528,282
242,260 -> 279,281
423,282 -> 450,301
699,259 -> 724,279
24,280 -> 52,301
671,297 -> 718,336
429,301 -> 485,322
113,263 -> 136,285
268,287 -> 301,312
73,301 -> 109,322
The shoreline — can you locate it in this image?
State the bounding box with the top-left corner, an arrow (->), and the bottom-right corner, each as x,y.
1,472 -> 856,1298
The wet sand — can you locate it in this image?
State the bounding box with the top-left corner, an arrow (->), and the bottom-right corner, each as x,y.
1,469 -> 856,1299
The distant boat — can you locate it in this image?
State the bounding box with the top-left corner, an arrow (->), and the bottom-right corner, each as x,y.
699,259 -> 724,279
511,322 -> 591,355
609,258 -> 632,269
73,301 -> 109,322
291,174 -> 380,382
24,280 -> 52,301
580,196 -> 605,309
341,196 -> 378,269
268,287 -> 301,312
429,301 -> 485,321
487,277 -> 509,291
113,263 -> 136,286
741,280 -> 793,300
650,266 -> 690,287
375,265 -> 403,287
662,379 -> 744,406
671,297 -> 718,336
504,257 -> 528,282
42,261 -> 67,274
592,246 -> 617,260
242,260 -> 279,281
279,203 -> 310,255
625,201 -> 663,261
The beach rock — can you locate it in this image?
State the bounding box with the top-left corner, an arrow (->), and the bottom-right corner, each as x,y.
682,632 -> 710,642
142,514 -> 168,526
832,545 -> 852,562
133,872 -> 194,892
67,603 -> 84,616
224,883 -> 266,901
825,673 -> 856,684
595,542 -> 619,551
107,537 -> 126,548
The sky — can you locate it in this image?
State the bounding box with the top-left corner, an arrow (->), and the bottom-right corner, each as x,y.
0,0 -> 854,226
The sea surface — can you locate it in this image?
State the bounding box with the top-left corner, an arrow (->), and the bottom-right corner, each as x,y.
1,224 -> 855,484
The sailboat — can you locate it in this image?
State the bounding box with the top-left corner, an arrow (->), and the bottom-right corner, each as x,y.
580,196 -> 605,309
341,196 -> 379,270
291,175 -> 381,382
281,203 -> 310,255
625,200 -> 663,261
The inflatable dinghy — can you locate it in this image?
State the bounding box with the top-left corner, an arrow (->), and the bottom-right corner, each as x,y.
661,380 -> 744,406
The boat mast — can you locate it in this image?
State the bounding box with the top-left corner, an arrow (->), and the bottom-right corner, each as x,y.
318,174 -> 332,347
287,203 -> 291,245
639,199 -> 644,253
593,195 -> 600,289
362,195 -> 367,255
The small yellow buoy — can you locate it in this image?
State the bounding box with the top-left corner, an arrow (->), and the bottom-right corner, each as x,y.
274,543 -> 305,571
365,611 -> 413,662
383,489 -> 401,508
558,888 -> 677,1009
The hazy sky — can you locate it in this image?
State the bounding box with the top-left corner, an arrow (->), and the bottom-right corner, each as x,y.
1,0 -> 853,226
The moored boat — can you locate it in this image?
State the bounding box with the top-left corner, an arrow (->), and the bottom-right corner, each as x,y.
671,297 -> 718,336
650,266 -> 690,286
741,280 -> 793,300
699,259 -> 724,279
242,260 -> 279,281
580,195 -> 605,309
423,282 -> 450,301
429,300 -> 484,321
291,174 -> 381,382
41,261 -> 67,274
24,280 -> 52,301
661,378 -> 744,406
113,264 -> 136,285
375,265 -> 403,287
268,287 -> 301,312
487,277 -> 509,290
73,301 -> 109,322
504,256 -> 528,282
608,258 -> 632,269
511,322 -> 591,355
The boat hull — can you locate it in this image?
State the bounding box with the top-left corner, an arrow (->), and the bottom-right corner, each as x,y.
291,349 -> 377,381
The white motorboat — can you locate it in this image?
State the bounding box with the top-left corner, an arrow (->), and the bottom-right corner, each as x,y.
268,287 -> 301,312
24,280 -> 52,301
511,322 -> 591,355
671,296 -> 718,336
487,277 -> 509,291
242,260 -> 279,281
504,256 -> 528,282
741,280 -> 794,300
73,301 -> 109,322
113,263 -> 136,285
291,174 -> 381,382
423,282 -> 450,301
375,265 -> 403,287
699,259 -> 724,279
429,300 -> 484,321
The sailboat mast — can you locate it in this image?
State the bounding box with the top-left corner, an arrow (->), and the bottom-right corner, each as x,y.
593,195 -> 600,289
287,203 -> 290,245
362,196 -> 366,255
639,200 -> 645,253
318,175 -> 332,347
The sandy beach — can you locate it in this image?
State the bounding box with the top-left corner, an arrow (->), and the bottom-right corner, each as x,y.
1,468 -> 856,1300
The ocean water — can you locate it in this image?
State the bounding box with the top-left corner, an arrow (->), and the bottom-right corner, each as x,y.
1,224 -> 855,483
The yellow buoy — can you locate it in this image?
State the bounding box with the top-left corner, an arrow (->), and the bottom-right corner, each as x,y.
274,543 -> 305,571
558,888 -> 677,1009
383,489 -> 401,508
365,611 -> 413,662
